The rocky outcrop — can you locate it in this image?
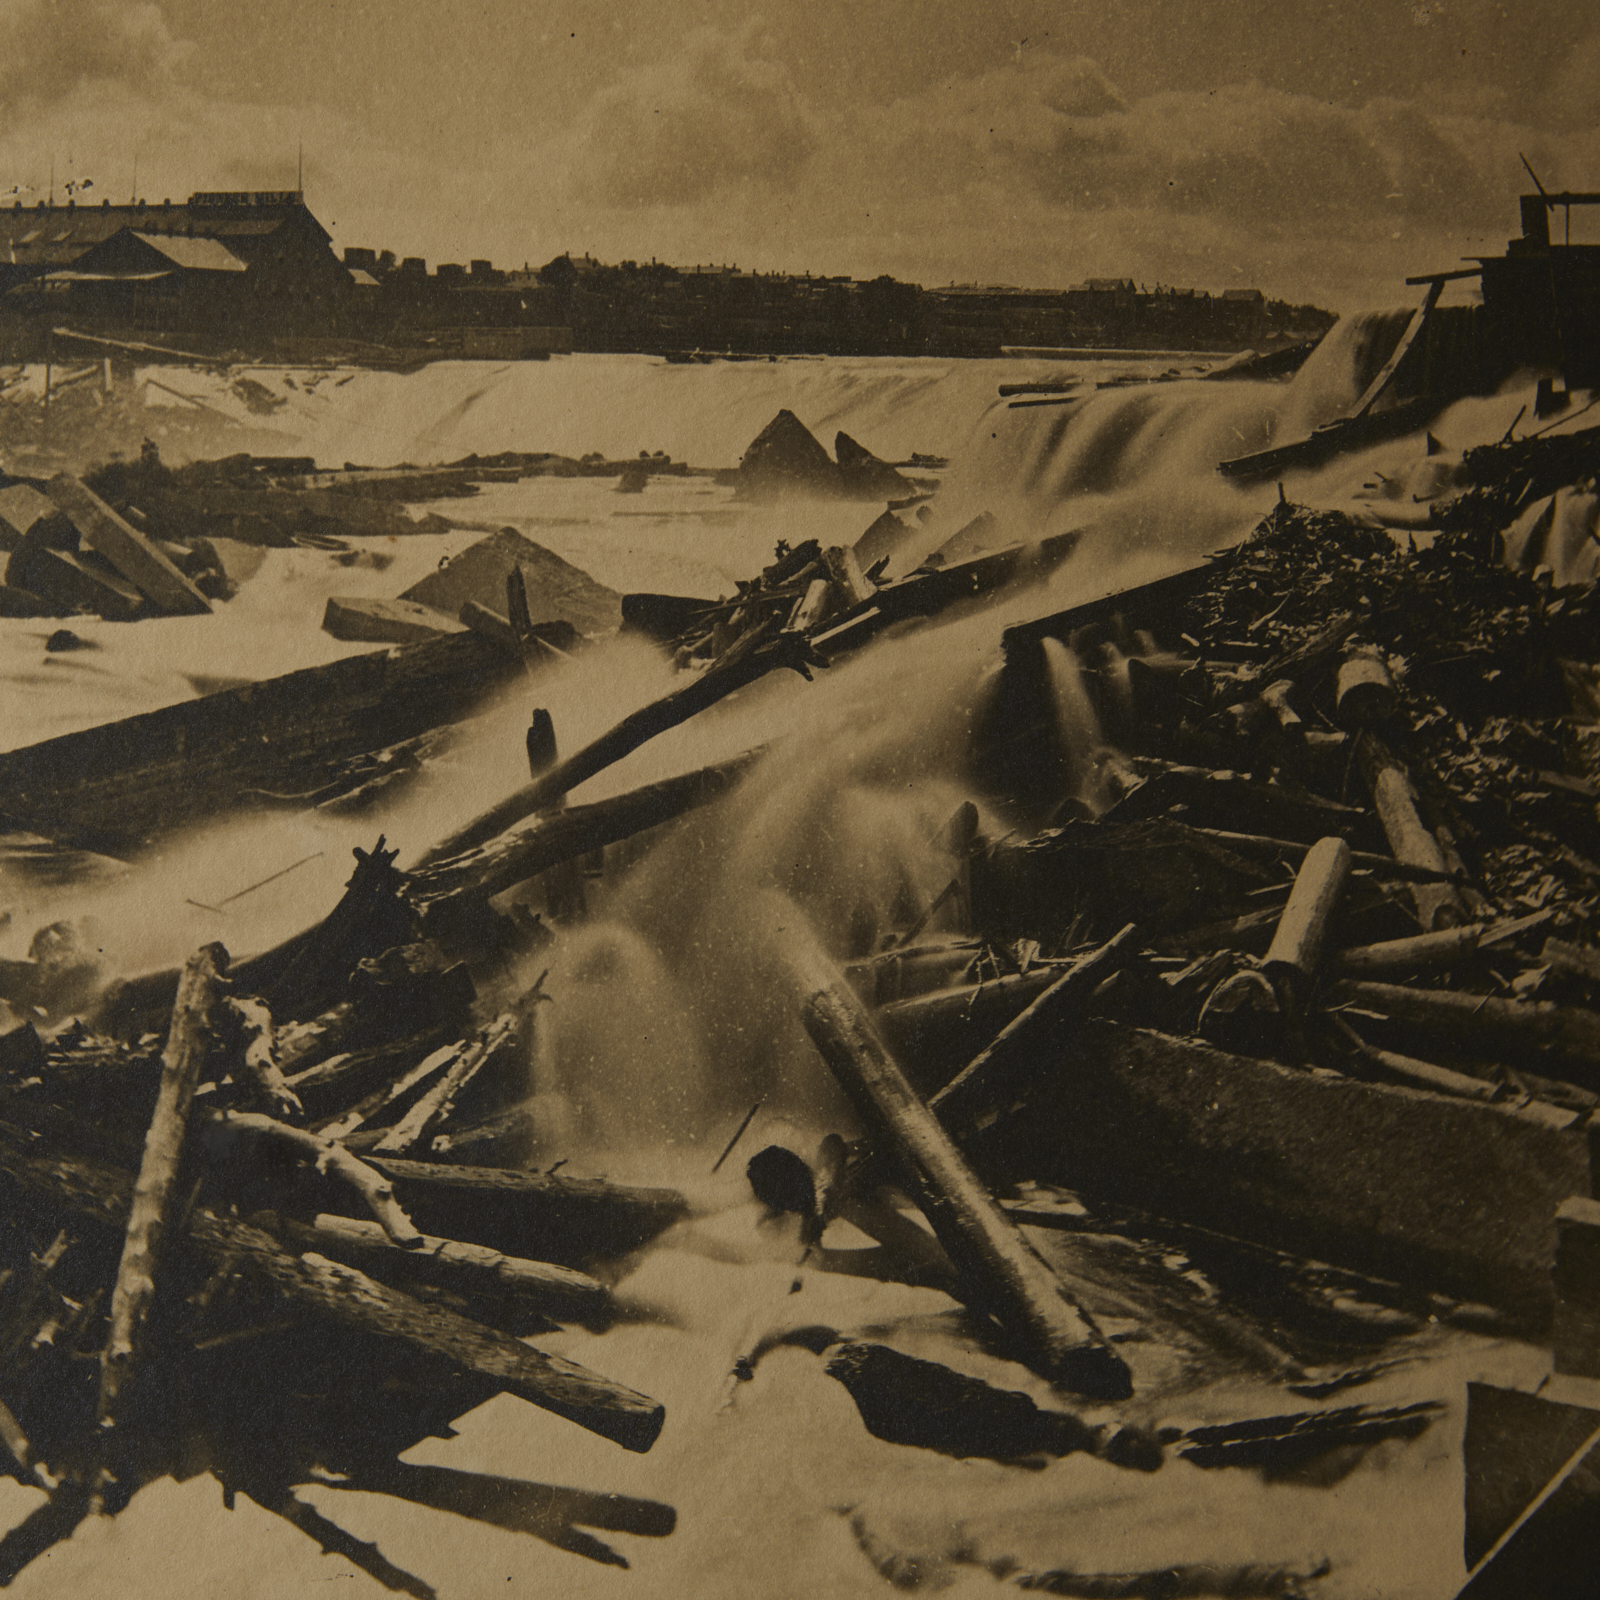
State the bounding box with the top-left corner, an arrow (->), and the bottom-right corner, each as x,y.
835,432 -> 914,500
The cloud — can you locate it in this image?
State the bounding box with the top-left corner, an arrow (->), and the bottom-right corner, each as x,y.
0,1 -> 192,102
567,25 -> 818,208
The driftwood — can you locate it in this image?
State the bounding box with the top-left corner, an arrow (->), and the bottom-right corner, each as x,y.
419,627 -> 818,866
312,1041 -> 462,1142
1326,979 -> 1600,1077
97,942 -> 228,1432
1335,645 -> 1399,727
285,1214 -> 608,1322
372,1015 -> 517,1156
1354,732 -> 1470,930
786,922 -> 1131,1398
205,1111 -> 423,1245
1262,836 -> 1351,992
1333,925 -> 1483,975
222,997 -> 302,1120
406,750 -> 761,917
929,925 -> 1142,1138
0,1128 -> 664,1453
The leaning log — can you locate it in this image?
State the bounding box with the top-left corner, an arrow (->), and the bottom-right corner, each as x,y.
417,629 -> 817,866
1354,732 -> 1470,930
372,1015 -> 517,1156
929,925 -> 1142,1138
406,750 -> 762,918
97,943 -> 228,1430
786,921 -> 1132,1398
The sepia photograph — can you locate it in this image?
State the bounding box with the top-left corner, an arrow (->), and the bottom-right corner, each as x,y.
0,2 -> 1598,1594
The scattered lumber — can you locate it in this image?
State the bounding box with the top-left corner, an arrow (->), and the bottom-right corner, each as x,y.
785,916 -> 1132,1398
45,474 -> 211,616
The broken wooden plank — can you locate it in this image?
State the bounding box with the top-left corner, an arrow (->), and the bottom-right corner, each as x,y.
322,596 -> 464,645
45,475 -> 211,616
786,919 -> 1131,1397
97,943 -> 228,1431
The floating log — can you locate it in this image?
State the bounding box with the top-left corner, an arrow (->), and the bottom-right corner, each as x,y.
97,943 -> 228,1431
45,474 -> 211,615
1326,1014 -> 1506,1106
1107,763 -> 1368,844
0,633 -> 523,854
286,1214 -> 609,1322
823,1339 -> 1157,1466
204,1111 -> 423,1245
1186,826 -> 1467,886
929,925 -> 1142,1138
1354,732 -> 1471,930
786,922 -> 1131,1397
876,969 -> 1061,1089
1326,980 -> 1600,1078
363,1157 -> 691,1264
418,631 -> 815,865
407,750 -> 761,917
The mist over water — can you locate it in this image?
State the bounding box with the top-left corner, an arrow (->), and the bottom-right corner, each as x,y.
5,330 -> 1456,1168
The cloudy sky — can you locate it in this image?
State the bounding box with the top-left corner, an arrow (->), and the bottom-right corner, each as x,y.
2,0 -> 1597,308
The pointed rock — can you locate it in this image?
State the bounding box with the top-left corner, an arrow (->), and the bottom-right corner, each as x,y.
736,410 -> 841,499
834,432 -> 914,500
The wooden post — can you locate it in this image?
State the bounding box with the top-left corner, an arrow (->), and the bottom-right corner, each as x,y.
785,922 -> 1132,1398
97,942 -> 228,1431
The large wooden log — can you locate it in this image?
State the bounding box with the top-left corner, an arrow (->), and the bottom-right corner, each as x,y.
45,474 -> 211,615
1354,731 -> 1470,930
406,750 -> 761,917
786,924 -> 1131,1398
288,1213 -> 609,1322
417,631 -> 814,866
986,1018 -> 1593,1318
97,943 -> 228,1429
1327,979 -> 1600,1078
0,632 -> 523,854
1261,835 -> 1351,992
0,1125 -> 664,1453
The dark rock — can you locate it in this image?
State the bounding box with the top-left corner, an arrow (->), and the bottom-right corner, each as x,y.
736,411 -> 841,499
44,629 -> 91,652
834,432 -> 914,500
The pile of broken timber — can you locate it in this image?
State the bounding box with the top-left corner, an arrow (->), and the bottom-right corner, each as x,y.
0,473 -> 222,620
624,514 -> 1081,671
786,489 -> 1600,1369
0,838 -> 687,1583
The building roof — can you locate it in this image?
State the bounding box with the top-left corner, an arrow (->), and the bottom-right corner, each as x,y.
0,193 -> 328,273
130,232 -> 248,272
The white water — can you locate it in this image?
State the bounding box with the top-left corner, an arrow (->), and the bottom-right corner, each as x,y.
0,335 -> 1558,1600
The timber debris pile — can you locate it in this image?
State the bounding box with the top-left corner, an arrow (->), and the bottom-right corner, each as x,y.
0,409 -> 1597,1593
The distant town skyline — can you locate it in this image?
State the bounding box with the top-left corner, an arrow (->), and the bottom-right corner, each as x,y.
2,1 -> 1597,311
